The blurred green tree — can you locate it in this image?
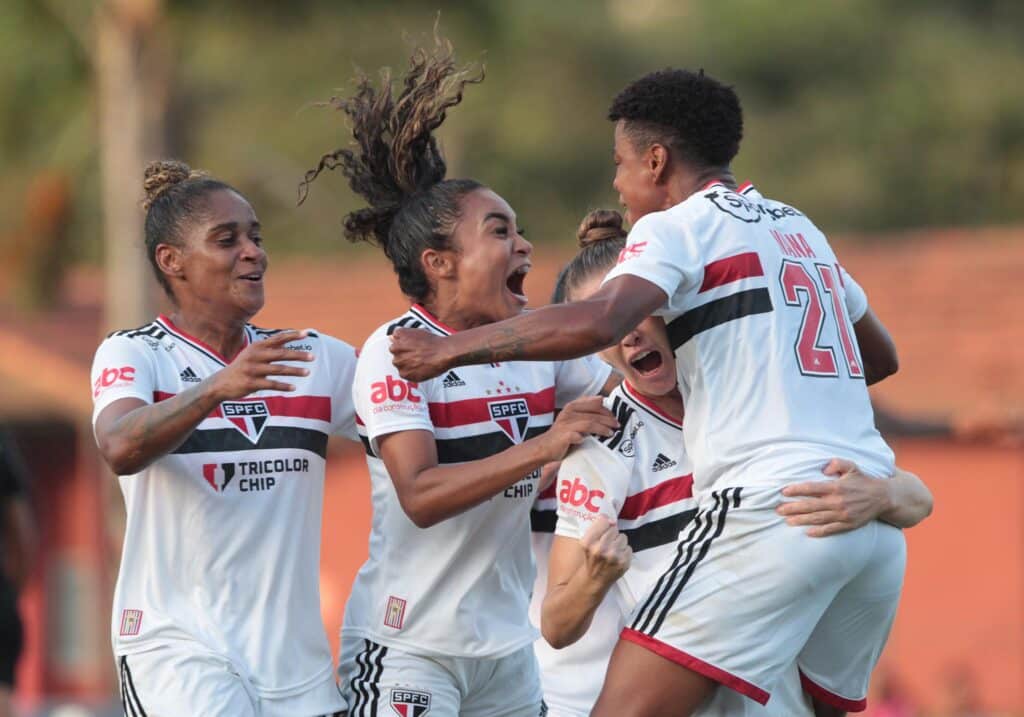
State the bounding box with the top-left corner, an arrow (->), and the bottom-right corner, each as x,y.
1,0 -> 1022,282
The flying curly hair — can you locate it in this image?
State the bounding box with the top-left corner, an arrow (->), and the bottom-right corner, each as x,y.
608,68 -> 743,169
299,32 -> 485,301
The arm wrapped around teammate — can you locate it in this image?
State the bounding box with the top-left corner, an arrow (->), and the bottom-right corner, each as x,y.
777,458 -> 932,536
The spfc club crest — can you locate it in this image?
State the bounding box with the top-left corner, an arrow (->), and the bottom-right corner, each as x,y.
390,689 -> 431,717
221,400 -> 269,443
488,398 -> 530,444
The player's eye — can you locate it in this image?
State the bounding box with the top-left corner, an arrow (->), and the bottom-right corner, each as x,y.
517,228 -> 527,238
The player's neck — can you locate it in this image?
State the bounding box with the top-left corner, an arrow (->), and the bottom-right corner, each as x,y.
166,308 -> 249,360
665,165 -> 736,207
649,387 -> 684,423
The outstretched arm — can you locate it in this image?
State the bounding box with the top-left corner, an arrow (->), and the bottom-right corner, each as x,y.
390,275 -> 667,381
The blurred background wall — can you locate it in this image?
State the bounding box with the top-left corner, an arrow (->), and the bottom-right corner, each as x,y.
0,1 -> 1021,715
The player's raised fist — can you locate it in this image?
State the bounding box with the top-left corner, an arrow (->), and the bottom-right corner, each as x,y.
580,516 -> 632,586
390,327 -> 448,381
209,330 -> 314,400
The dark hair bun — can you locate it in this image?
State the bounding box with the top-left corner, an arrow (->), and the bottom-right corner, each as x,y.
142,160 -> 207,210
576,209 -> 626,247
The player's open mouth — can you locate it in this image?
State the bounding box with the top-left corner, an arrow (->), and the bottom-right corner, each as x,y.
505,264 -> 530,303
238,271 -> 264,283
629,349 -> 663,376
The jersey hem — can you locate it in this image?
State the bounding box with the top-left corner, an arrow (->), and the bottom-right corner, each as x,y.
340,626 -> 538,661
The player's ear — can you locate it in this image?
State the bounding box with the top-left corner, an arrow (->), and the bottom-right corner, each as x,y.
649,144 -> 670,184
155,243 -> 185,282
421,247 -> 456,283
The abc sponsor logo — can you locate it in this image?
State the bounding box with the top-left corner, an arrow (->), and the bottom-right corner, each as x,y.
370,375 -> 422,414
559,477 -> 605,513
93,366 -> 136,398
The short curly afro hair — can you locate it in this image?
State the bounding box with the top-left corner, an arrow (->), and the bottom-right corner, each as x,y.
608,68 -> 743,169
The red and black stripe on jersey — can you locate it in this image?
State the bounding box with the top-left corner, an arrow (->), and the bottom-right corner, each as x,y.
666,250 -> 774,351
358,388 -> 556,464
153,392 -> 331,458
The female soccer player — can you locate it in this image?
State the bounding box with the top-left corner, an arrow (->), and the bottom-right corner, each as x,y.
91,161 -> 357,716
299,38 -> 616,716
530,210 -> 932,717
390,69 -> 908,716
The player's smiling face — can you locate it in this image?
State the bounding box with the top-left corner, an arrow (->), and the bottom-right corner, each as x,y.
570,272 -> 677,398
442,187 -> 533,325
613,120 -> 669,225
171,189 -> 268,320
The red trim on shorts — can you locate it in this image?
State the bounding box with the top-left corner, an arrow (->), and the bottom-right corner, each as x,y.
799,670 -> 867,712
619,474 -> 694,520
699,252 -> 765,293
620,628 -> 770,705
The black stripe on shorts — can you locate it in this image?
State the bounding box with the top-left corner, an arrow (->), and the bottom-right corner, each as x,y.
632,488 -> 740,635
120,655 -> 148,717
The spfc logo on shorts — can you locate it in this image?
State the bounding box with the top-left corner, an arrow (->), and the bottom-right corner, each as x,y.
390,689 -> 430,717
488,398 -> 530,444
221,400 -> 269,443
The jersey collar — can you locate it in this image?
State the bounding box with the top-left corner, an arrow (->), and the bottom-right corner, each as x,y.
702,179 -> 755,194
156,314 -> 250,366
409,304 -> 456,336
621,382 -> 683,429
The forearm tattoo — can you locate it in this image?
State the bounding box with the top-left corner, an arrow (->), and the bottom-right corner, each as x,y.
459,326 -> 528,365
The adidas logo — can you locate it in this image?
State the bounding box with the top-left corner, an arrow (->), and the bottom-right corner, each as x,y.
442,371 -> 466,388
651,453 -> 677,472
180,367 -> 201,383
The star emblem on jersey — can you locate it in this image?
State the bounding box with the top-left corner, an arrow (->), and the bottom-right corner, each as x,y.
441,371 -> 466,388
221,400 -> 269,443
651,453 -> 677,471
488,398 -> 530,444
202,462 -> 236,492
390,689 -> 431,717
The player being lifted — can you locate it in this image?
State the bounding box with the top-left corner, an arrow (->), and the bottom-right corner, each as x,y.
391,69 -> 906,716
91,161 -> 358,717
299,35 -> 616,716
529,210 -> 933,717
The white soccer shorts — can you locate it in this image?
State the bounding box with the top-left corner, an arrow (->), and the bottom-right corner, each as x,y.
117,645 -> 345,717
622,484 -> 905,712
339,635 -> 545,717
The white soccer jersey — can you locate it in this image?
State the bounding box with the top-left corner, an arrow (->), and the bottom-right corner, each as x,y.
344,304 -> 611,660
91,315 -> 356,710
604,181 -> 893,493
530,382 -> 694,716
532,383 -> 813,717
530,490 -> 623,717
